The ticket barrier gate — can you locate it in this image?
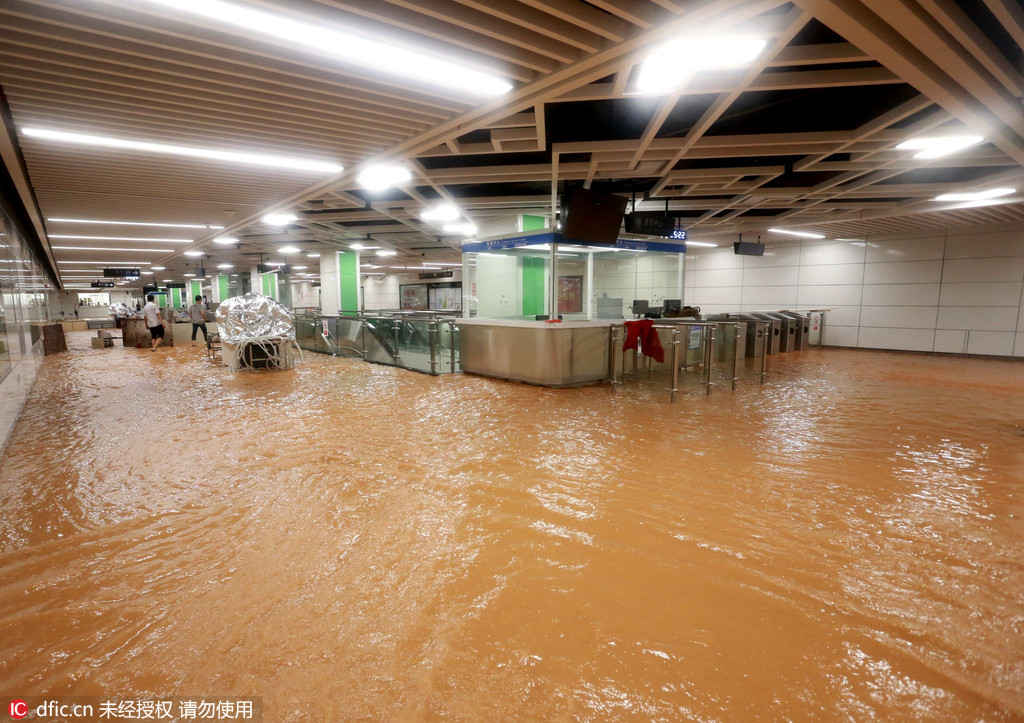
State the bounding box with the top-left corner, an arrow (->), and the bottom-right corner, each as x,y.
735,315 -> 767,358
747,314 -> 781,354
778,311 -> 810,351
766,313 -> 797,352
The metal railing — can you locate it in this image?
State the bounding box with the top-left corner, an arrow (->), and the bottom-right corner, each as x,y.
609,319 -> 769,402
294,310 -> 459,375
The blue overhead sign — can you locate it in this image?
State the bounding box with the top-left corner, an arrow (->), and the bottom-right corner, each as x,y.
462,232 -> 686,254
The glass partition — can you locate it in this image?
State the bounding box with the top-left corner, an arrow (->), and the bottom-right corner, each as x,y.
463,241 -> 683,321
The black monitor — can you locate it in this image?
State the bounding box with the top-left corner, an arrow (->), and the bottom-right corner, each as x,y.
561,188 -> 628,244
631,299 -> 649,316
734,241 -> 766,256
664,299 -> 681,314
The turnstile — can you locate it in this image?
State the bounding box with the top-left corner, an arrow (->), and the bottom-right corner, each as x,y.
778,311 -> 810,351
766,313 -> 797,352
747,314 -> 781,354
735,315 -> 767,358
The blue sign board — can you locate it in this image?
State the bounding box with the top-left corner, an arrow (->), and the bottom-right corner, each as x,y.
463,232 -> 686,254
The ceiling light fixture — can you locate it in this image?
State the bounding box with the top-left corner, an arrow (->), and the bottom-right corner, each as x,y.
421,204 -> 461,223
22,128 -> 343,174
263,213 -> 298,225
51,246 -> 173,252
48,218 -> 223,229
896,135 -> 984,159
57,260 -> 151,265
152,266 -> 165,270
213,236 -> 239,245
934,187 -> 1015,202
443,222 -> 477,235
129,0 -> 512,96
767,227 -> 826,239
49,235 -> 193,243
375,250 -> 398,256
684,241 -> 718,247
636,35 -> 767,93
357,164 -> 412,191
184,250 -> 206,256
279,246 -> 300,254
217,263 -> 234,269
306,252 -> 320,258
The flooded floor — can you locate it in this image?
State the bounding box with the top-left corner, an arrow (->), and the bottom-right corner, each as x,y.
1,331 -> 1023,720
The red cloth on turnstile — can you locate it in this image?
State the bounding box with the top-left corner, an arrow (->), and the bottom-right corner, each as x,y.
623,319 -> 664,363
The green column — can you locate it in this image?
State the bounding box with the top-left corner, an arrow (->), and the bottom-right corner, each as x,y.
338,250 -> 359,315
189,280 -> 202,302
522,214 -> 546,231
521,257 -> 545,316
217,274 -> 229,302
261,272 -> 278,300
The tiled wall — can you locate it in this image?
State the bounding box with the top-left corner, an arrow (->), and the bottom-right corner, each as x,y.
684,222 -> 1024,357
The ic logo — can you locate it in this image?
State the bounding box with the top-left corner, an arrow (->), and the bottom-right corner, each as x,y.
9,700 -> 27,719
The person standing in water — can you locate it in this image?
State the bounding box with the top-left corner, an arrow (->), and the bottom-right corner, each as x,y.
143,294 -> 165,352
189,295 -> 208,345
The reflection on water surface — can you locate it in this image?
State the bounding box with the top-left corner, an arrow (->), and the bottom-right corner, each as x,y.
1,332 -> 1022,720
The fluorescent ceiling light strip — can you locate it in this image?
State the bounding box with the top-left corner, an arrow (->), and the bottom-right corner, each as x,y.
57,260 -> 151,265
684,241 -> 718,247
50,234 -> 193,243
934,187 -> 1015,202
895,135 -> 984,159
133,0 -> 511,96
637,35 -> 767,93
52,246 -> 173,252
767,227 -> 825,239
48,218 -> 223,229
22,127 -> 343,174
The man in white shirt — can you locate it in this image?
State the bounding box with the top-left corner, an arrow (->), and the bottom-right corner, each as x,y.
142,294 -> 165,352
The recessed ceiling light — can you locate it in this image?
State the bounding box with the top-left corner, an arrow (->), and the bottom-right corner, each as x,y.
162,279 -> 173,282
263,213 -> 298,225
896,135 -> 984,159
443,222 -> 477,235
213,236 -> 238,245
48,218 -> 223,229
217,263 -> 233,269
637,35 -> 767,93
767,227 -> 826,239
375,250 -> 398,256
131,0 -> 512,96
292,265 -> 307,270
22,127 -> 343,174
357,164 -> 412,191
421,204 -> 460,222
684,241 -> 718,247
141,271 -> 155,275
184,250 -> 206,256
152,266 -> 165,270
279,246 -> 300,254
183,273 -> 196,277
934,187 -> 1015,202
306,252 -> 320,258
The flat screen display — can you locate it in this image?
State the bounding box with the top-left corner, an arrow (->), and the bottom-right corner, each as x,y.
561,188 -> 628,244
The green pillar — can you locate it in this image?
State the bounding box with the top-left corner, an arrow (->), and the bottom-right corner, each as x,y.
338,250 -> 359,315
189,280 -> 202,302
217,274 -> 229,302
522,214 -> 546,231
261,272 -> 278,300
521,257 -> 545,316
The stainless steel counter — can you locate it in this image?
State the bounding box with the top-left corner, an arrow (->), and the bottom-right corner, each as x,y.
458,319 -> 611,387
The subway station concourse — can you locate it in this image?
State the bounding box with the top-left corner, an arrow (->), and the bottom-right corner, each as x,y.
1,1 -> 1023,720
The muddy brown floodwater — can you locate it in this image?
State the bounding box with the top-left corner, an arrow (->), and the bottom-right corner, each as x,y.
0,330 -> 1022,721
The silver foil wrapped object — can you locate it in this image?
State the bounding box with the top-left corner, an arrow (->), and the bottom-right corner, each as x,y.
109,302 -> 133,317
215,291 -> 295,345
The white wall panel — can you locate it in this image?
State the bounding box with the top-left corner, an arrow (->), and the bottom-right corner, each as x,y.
797,263 -> 864,286
740,286 -> 799,308
938,282 -> 1022,308
941,257 -> 1024,284
797,284 -> 864,307
822,325 -> 859,347
859,306 -> 938,329
753,245 -> 802,267
934,329 -> 967,354
966,331 -> 1015,356
937,306 -> 1020,332
863,260 -> 943,284
800,243 -> 866,266
692,268 -> 743,287
943,230 -> 1024,259
861,283 -> 941,307
742,265 -> 799,286
866,236 -> 945,262
858,327 -> 935,352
